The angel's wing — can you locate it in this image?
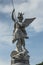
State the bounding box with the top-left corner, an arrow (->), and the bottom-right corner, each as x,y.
22,17 -> 36,27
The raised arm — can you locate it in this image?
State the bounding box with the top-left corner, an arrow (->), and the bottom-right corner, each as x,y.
12,9 -> 16,22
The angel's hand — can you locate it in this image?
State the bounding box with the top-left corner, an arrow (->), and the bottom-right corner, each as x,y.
12,9 -> 15,13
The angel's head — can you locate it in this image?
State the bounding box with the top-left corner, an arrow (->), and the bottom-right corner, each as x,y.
17,12 -> 24,22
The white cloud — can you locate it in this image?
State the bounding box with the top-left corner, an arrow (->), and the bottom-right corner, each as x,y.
0,0 -> 41,13
0,21 -> 9,35
0,21 -> 12,45
0,59 -> 10,65
31,18 -> 43,32
0,4 -> 12,13
0,0 -> 42,16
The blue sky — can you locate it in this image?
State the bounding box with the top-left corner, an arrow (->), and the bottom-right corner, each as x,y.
0,0 -> 43,65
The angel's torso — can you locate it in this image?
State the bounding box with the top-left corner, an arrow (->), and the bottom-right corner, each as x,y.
13,21 -> 26,34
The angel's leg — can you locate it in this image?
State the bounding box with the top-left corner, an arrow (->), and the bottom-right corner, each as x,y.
20,39 -> 25,50
16,39 -> 22,52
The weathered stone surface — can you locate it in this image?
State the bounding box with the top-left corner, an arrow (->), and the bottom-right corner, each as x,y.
10,50 -> 30,65
11,63 -> 30,65
11,53 -> 30,65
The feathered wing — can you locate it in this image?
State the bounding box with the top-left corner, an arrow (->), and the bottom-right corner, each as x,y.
22,17 -> 36,27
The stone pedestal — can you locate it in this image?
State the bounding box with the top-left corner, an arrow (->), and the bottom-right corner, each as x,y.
10,51 -> 30,65
11,63 -> 29,65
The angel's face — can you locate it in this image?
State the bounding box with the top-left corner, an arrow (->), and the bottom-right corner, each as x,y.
18,13 -> 23,22
18,18 -> 23,22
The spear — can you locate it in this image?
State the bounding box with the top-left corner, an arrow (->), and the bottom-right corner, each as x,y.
12,0 -> 15,9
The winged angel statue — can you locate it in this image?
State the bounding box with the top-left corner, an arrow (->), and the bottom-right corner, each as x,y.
12,9 -> 36,52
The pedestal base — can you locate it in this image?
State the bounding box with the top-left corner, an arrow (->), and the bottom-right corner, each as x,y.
11,63 -> 30,65
11,58 -> 29,64
11,50 -> 30,65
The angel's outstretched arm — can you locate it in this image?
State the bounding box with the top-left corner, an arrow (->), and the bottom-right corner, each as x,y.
12,9 -> 16,22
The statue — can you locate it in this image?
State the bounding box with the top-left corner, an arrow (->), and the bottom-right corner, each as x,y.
12,9 -> 36,53
9,0 -> 36,64
11,9 -> 36,65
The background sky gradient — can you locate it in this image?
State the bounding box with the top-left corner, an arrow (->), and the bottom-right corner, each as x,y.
0,0 -> 43,65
